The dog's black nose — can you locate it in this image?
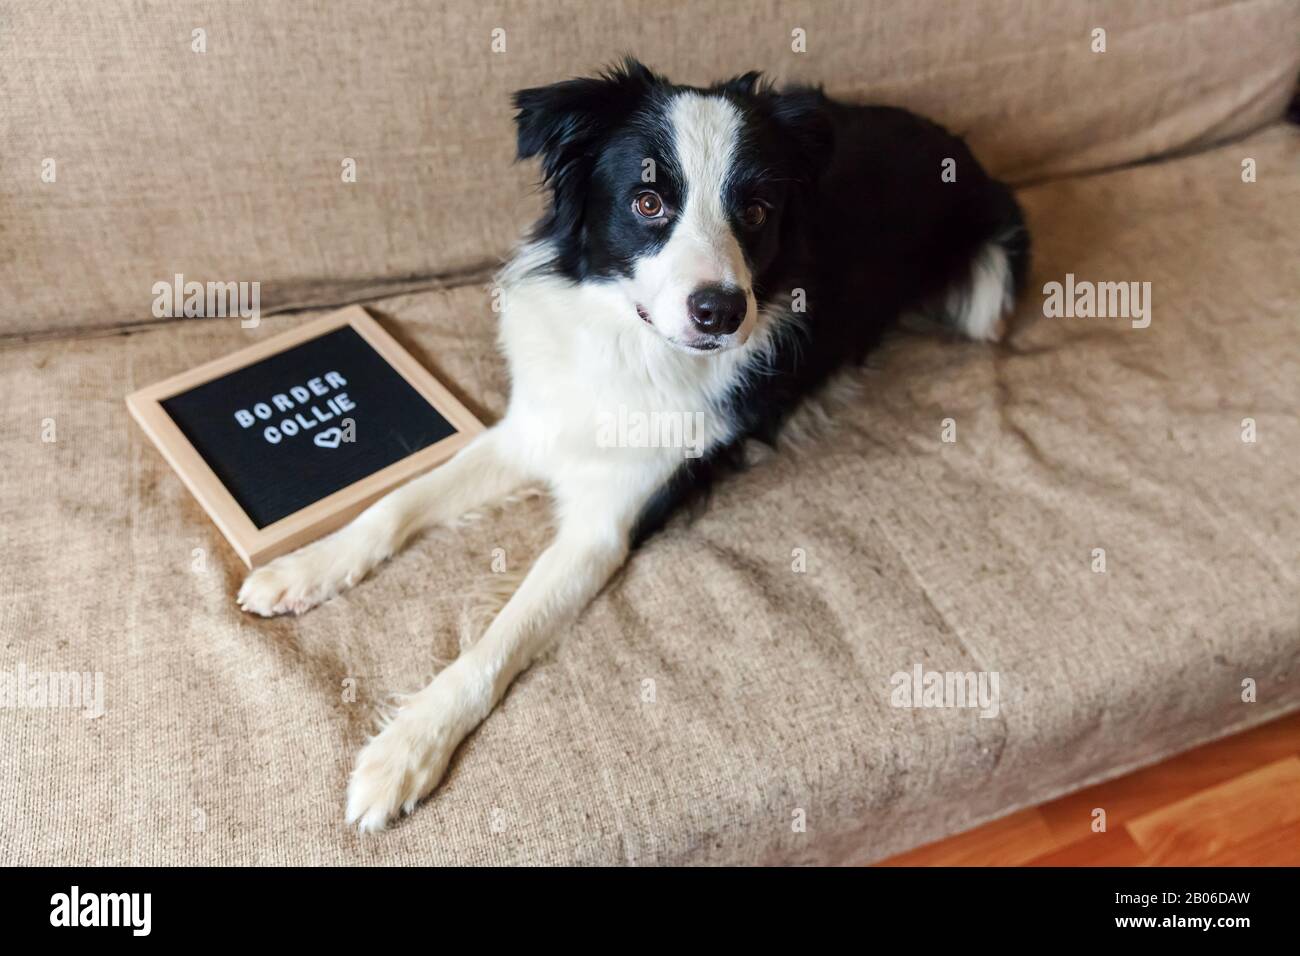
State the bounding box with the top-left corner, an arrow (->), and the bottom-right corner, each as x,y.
687,285 -> 747,336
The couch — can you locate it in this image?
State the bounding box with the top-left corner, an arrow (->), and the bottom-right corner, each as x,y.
2,0 -> 1297,865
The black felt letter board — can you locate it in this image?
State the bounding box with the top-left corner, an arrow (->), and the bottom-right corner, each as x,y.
161,326 -> 456,528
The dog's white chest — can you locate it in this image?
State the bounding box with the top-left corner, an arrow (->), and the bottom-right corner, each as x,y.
497,278 -> 743,483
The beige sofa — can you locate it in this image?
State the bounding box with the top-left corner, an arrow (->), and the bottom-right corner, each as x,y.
2,1 -> 1297,865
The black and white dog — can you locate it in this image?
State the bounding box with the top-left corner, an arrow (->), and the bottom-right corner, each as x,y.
238,59 -> 1029,831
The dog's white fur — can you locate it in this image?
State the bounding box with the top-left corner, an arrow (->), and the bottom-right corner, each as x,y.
947,242 -> 1014,342
237,88 -> 1012,832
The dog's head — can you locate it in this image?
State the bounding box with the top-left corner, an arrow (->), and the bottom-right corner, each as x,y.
514,59 -> 831,354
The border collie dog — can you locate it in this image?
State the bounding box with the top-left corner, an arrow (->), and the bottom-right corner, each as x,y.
238,59 -> 1029,831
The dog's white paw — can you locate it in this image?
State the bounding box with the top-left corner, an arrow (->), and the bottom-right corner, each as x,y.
345,682 -> 467,832
237,534 -> 374,617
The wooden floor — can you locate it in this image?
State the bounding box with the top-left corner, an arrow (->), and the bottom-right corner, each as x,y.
877,710 -> 1300,866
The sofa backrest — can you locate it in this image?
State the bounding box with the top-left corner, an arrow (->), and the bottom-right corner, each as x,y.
2,0 -> 1297,336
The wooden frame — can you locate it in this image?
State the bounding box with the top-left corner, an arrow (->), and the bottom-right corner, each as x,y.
126,305 -> 484,568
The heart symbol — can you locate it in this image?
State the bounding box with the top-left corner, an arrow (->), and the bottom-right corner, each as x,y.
314,427 -> 343,450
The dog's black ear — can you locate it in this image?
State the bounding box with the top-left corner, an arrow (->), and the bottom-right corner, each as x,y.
717,70 -> 766,97
513,58 -> 661,183
770,86 -> 835,184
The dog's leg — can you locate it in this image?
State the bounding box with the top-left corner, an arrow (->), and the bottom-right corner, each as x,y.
238,427 -> 527,616
344,490 -> 635,831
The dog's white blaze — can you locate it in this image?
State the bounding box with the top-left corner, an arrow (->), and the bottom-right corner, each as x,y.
667,92 -> 746,279
632,92 -> 756,345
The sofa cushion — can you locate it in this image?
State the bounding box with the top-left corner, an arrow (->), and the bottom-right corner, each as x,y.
3,0 -> 1298,336
0,124 -> 1296,864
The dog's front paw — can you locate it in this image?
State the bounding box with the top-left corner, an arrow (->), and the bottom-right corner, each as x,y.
345,685 -> 466,832
237,534 -> 373,617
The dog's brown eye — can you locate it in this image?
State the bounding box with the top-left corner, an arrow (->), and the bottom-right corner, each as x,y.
741,202 -> 768,229
633,191 -> 664,219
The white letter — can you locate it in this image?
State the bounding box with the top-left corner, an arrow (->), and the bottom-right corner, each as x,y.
50,893 -> 70,927
1130,282 -> 1151,329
